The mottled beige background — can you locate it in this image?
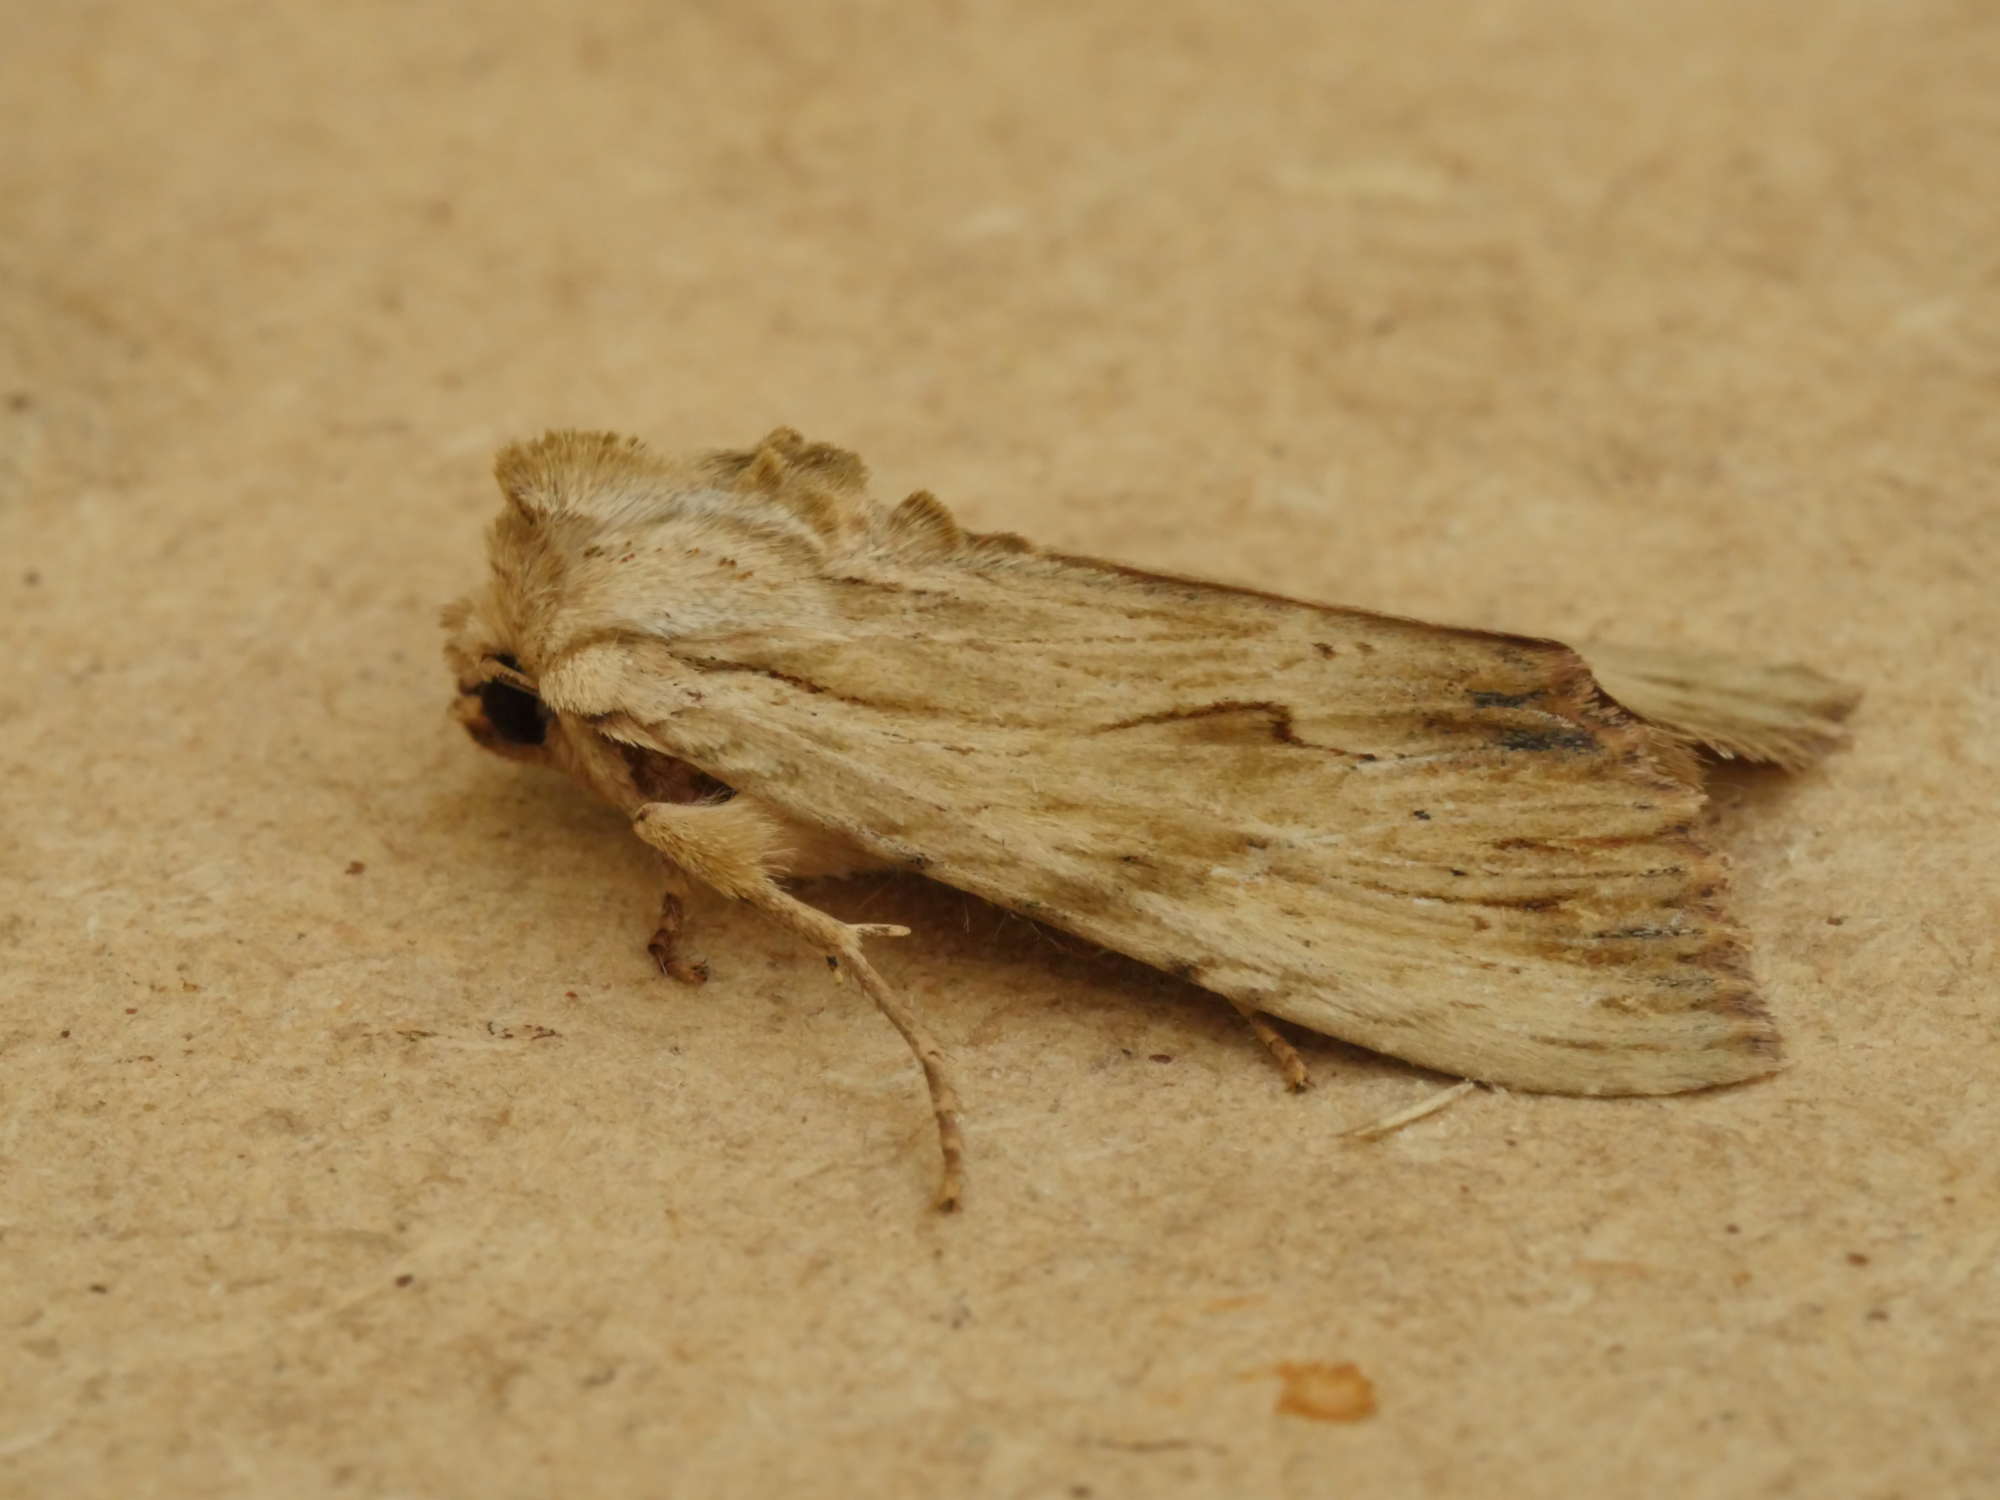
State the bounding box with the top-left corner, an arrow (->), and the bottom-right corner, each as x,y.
3,2 -> 1995,1496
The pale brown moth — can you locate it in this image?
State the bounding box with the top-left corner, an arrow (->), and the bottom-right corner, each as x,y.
442,428 -> 1857,1209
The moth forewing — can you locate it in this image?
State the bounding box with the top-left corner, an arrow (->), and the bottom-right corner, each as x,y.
444,428 -> 1856,1205
625,610 -> 1778,1097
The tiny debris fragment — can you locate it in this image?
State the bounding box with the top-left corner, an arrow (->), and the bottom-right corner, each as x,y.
1342,1079 -> 1479,1140
1274,1361 -> 1376,1422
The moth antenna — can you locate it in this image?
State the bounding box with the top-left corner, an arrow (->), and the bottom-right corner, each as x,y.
887,490 -> 965,558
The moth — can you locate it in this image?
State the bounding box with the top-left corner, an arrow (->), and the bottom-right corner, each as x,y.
442,428 -> 1857,1208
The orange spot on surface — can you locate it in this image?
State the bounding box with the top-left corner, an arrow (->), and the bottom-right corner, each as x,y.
1274,1362 -> 1376,1422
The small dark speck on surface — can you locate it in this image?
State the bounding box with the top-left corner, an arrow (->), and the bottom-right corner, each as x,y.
345,860 -> 366,875
1149,1053 -> 1174,1064
395,1274 -> 416,1287
89,1283 -> 109,1294
1846,1251 -> 1871,1266
1411,809 -> 1431,820
22,569 -> 40,586
1826,915 -> 1846,926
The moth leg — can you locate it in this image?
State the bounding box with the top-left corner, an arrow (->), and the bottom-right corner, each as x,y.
630,799 -> 966,1211
1225,999 -> 1313,1092
646,871 -> 709,985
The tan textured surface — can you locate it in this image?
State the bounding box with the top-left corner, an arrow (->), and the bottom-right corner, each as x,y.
3,2 -> 1995,1495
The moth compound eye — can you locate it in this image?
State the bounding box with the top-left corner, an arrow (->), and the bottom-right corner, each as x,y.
478,679 -> 549,746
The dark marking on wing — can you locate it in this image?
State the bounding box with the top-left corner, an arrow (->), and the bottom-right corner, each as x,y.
1493,828 -> 1692,852
1530,1035 -> 1642,1053
826,573 -> 949,597
1480,893 -> 1566,912
680,656 -> 832,697
1103,699 -> 1305,745
1099,699 -> 1372,759
1497,727 -> 1601,754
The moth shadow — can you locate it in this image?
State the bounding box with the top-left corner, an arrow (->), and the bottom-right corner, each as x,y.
424,764 -> 659,893
1700,756 -> 1828,838
799,871 -> 1421,1089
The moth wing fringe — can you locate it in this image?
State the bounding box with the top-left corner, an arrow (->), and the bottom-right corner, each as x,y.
1580,641 -> 1860,771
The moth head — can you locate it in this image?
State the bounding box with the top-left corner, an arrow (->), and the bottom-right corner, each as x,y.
443,599 -> 555,766
452,653 -> 554,765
